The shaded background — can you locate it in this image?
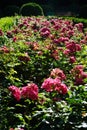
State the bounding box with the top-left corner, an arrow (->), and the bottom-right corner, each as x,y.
0,0 -> 87,18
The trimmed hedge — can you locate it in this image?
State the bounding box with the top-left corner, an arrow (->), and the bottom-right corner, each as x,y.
19,2 -> 44,16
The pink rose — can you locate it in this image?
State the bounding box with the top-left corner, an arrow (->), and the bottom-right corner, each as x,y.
21,83 -> 38,100
50,68 -> 66,80
8,86 -> 21,101
41,77 -> 54,92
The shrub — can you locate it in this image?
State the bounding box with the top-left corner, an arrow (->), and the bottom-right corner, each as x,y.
19,2 -> 44,16
0,17 -> 15,31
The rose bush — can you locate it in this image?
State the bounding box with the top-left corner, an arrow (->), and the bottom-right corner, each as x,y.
0,16 -> 87,130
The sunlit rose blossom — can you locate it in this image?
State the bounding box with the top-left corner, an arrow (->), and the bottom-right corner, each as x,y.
63,49 -> 70,55
41,77 -> 68,94
40,27 -> 50,37
67,30 -> 74,37
50,68 -> 66,80
81,71 -> 87,79
53,37 -> 69,44
41,77 -> 55,92
61,27 -> 68,33
41,20 -> 50,27
74,23 -> 83,32
53,24 -> 61,30
21,83 -> 38,100
55,83 -> 68,95
66,41 -> 81,53
8,86 -> 21,101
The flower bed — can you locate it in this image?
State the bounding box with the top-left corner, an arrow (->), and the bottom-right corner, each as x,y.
0,16 -> 87,130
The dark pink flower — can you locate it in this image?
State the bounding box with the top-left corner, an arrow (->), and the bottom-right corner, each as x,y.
69,56 -> 76,63
74,23 -> 83,32
55,83 -> 68,95
53,37 -> 69,44
41,77 -> 54,92
63,49 -> 70,55
50,68 -> 66,80
21,83 -> 38,100
40,27 -> 50,37
81,72 -> 87,78
60,83 -> 68,94
66,41 -> 81,53
41,77 -> 68,94
40,30 -> 50,37
8,86 -> 21,101
67,30 -> 74,37
61,27 -> 68,33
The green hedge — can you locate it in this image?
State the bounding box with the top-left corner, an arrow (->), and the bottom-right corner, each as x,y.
19,2 -> 44,16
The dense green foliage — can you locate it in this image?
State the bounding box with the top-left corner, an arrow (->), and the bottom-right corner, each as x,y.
0,17 -> 16,31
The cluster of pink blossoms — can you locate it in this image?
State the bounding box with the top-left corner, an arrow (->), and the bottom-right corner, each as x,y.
41,77 -> 68,94
71,65 -> 87,85
8,83 -> 38,101
50,68 -> 66,80
41,68 -> 68,94
63,40 -> 81,63
40,27 -> 50,38
8,68 -> 68,101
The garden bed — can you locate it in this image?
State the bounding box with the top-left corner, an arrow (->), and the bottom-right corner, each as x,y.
0,16 -> 87,130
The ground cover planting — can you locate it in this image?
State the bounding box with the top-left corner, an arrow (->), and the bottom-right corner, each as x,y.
0,16 -> 87,130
